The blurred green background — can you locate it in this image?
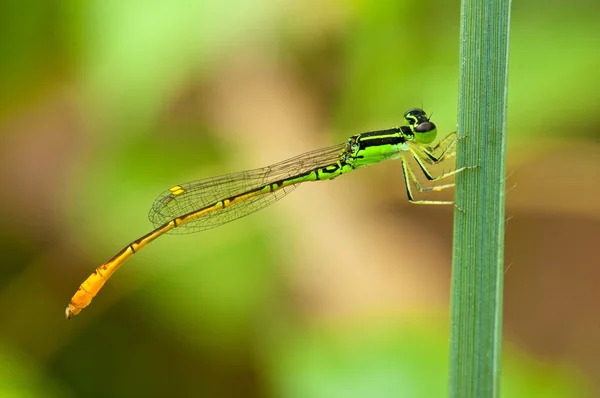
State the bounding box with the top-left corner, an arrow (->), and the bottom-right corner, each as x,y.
1,0 -> 599,397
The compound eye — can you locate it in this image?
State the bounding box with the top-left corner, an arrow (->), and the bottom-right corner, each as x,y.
415,121 -> 436,133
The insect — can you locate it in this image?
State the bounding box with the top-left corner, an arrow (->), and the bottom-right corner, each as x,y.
65,108 -> 467,319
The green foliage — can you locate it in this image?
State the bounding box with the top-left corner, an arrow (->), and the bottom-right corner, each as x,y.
449,0 -> 511,396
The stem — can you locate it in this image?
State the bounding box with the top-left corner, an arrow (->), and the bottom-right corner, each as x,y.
448,0 -> 512,397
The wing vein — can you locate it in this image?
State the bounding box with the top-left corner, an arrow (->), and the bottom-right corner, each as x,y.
147,143 -> 347,234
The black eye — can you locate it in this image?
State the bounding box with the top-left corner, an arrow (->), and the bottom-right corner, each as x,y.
415,121 -> 435,133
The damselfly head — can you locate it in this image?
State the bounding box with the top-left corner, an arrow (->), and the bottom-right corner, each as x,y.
404,108 -> 429,127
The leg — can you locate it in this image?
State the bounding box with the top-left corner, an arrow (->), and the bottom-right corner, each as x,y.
400,157 -> 454,205
428,131 -> 457,153
409,147 -> 473,183
417,131 -> 458,164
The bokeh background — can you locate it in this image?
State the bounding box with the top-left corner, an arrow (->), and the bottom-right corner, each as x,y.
1,1 -> 599,397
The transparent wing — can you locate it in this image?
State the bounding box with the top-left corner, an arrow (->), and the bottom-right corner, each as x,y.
148,143 -> 347,234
